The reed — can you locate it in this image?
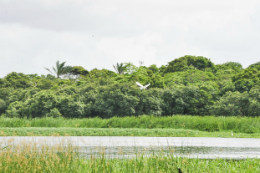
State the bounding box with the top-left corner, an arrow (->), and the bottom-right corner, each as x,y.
0,139 -> 259,173
0,115 -> 260,133
0,138 -> 80,172
0,127 -> 260,138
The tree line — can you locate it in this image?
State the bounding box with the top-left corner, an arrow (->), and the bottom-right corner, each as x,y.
1,55 -> 260,118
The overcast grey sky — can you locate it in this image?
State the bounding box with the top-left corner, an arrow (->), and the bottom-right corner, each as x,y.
1,0 -> 260,77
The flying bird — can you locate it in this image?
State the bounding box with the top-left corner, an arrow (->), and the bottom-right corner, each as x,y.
136,82 -> 150,90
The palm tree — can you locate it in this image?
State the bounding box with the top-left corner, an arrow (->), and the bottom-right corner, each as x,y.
113,63 -> 125,75
44,61 -> 72,78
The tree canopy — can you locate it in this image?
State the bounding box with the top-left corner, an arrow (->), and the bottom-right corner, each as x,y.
164,55 -> 215,73
1,55 -> 260,118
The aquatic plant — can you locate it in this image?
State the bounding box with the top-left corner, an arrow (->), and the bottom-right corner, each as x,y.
0,139 -> 259,173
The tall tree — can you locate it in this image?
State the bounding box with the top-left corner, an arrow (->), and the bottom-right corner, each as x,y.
113,63 -> 125,75
70,66 -> 89,76
164,55 -> 215,73
44,61 -> 72,78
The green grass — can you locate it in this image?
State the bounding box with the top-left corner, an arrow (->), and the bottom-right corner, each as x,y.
1,140 -> 260,173
1,116 -> 259,172
0,115 -> 260,133
78,156 -> 260,173
1,127 -> 260,138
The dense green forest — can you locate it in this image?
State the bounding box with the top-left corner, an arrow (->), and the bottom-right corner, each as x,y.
1,55 -> 260,118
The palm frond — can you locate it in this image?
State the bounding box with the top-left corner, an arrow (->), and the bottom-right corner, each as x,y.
113,63 -> 125,75
44,61 -> 71,78
44,67 -> 55,76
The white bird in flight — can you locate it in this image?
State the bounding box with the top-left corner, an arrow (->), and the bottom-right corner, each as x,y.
136,82 -> 150,90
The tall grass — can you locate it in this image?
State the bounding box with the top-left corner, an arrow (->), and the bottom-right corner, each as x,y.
1,127 -> 260,138
0,138 -> 80,172
0,139 -> 259,173
0,115 -> 260,133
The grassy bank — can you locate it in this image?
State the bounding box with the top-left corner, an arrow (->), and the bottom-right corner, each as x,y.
1,127 -> 260,138
0,115 -> 260,133
0,141 -> 259,173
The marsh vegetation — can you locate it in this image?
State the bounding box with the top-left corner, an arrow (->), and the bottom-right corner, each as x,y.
0,116 -> 259,137
1,139 -> 259,173
1,56 -> 260,172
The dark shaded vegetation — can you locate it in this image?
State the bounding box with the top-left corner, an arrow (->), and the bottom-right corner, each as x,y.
1,55 -> 260,118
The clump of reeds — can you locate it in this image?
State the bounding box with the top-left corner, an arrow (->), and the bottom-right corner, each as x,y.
0,138 -> 82,172
1,138 -> 260,172
0,115 -> 260,134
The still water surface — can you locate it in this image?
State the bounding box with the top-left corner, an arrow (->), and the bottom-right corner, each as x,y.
1,136 -> 260,159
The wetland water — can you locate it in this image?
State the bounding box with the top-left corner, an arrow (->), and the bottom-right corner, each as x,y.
1,136 -> 260,159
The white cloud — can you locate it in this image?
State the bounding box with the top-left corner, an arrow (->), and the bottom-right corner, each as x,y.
97,33 -> 162,66
0,23 -> 103,76
1,0 -> 260,77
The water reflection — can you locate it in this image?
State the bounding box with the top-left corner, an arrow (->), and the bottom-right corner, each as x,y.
77,146 -> 260,159
1,136 -> 260,159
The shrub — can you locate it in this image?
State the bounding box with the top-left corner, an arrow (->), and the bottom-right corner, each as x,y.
46,108 -> 62,118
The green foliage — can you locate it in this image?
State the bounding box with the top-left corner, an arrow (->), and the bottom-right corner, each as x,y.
216,62 -> 243,73
165,55 -> 215,73
1,127 -> 260,137
46,108 -> 62,118
37,78 -> 56,89
87,68 -> 116,78
0,99 -> 6,115
162,83 -> 218,116
83,83 -> 140,118
148,64 -> 159,73
215,62 -> 243,73
211,87 -> 260,117
158,65 -> 167,74
232,67 -> 260,93
215,69 -> 236,81
130,66 -> 151,84
164,70 -> 215,87
135,89 -> 163,116
0,87 -> 13,102
44,61 -> 72,78
123,62 -> 138,74
234,79 -> 256,93
6,101 -> 25,118
57,97 -> 86,118
1,141 -> 260,173
2,58 -> 260,118
248,61 -> 260,69
70,66 -> 89,76
1,116 -> 260,134
247,86 -> 260,117
150,74 -> 164,88
1,72 -> 31,89
113,62 -> 126,75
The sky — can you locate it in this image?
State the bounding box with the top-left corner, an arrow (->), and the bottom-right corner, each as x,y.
1,0 -> 260,77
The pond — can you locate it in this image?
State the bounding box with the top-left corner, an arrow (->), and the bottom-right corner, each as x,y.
1,136 -> 260,159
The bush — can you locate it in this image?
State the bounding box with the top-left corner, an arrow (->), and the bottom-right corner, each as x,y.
46,108 -> 62,118
0,99 -> 6,115
165,55 -> 216,73
211,91 -> 249,116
